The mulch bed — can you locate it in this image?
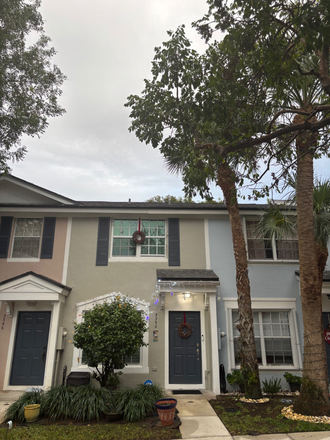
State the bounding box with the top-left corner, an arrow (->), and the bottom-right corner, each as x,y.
209,394 -> 330,436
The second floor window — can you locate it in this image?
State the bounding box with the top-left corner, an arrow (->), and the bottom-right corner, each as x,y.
12,218 -> 43,258
112,219 -> 165,257
246,220 -> 298,261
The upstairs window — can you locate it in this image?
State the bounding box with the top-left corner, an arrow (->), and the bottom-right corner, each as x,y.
246,220 -> 298,261
112,219 -> 165,258
12,218 -> 43,258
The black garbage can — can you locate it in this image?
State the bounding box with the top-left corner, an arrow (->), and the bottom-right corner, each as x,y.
66,371 -> 90,386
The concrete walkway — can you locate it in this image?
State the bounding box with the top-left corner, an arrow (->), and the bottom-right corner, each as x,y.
173,391 -> 232,440
171,391 -> 330,440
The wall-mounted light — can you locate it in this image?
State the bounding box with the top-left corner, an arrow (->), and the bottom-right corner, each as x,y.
183,292 -> 191,300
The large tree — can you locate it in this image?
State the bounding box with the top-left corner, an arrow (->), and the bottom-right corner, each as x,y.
192,0 -> 330,411
0,0 -> 66,172
126,27 -> 264,398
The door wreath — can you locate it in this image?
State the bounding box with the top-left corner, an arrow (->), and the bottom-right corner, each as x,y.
178,322 -> 193,339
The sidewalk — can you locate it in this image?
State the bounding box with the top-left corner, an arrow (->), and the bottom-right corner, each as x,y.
172,391 -> 330,440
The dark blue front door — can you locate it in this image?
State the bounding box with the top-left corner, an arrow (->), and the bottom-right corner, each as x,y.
10,312 -> 51,386
169,311 -> 202,384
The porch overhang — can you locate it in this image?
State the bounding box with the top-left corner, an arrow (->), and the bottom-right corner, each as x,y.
0,272 -> 71,315
156,269 -> 220,294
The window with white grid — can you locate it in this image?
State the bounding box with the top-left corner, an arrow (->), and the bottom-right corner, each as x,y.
232,310 -> 294,367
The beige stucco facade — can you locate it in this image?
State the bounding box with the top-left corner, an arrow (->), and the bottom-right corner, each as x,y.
56,216 -> 217,390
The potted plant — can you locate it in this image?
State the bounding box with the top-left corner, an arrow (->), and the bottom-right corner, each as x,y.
283,372 -> 302,392
155,398 -> 177,426
227,370 -> 245,393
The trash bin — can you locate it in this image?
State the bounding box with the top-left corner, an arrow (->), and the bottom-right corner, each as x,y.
66,371 -> 90,386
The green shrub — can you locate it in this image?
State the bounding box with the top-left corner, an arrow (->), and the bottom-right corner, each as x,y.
116,383 -> 166,422
5,390 -> 44,422
227,370 -> 244,385
283,372 -> 302,384
73,297 -> 148,387
43,385 -> 74,420
70,385 -> 112,422
262,378 -> 282,394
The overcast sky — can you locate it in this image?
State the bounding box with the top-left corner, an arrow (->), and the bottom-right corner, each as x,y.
10,0 -> 330,202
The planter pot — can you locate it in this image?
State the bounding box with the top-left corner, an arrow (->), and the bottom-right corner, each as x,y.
155,398 -> 177,426
24,404 -> 41,423
104,412 -> 122,422
289,382 -> 301,392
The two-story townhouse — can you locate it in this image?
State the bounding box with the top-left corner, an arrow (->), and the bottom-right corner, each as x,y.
0,175 -> 73,392
0,175 -> 222,394
208,210 -> 330,390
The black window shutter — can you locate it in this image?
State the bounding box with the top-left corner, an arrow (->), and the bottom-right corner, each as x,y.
96,217 -> 110,266
0,216 -> 13,258
40,217 -> 56,259
168,218 -> 180,266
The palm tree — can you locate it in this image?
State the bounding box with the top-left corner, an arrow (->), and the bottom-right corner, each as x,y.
165,152 -> 262,399
257,177 -> 330,411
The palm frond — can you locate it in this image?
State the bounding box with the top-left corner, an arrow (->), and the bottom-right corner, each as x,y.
255,204 -> 297,240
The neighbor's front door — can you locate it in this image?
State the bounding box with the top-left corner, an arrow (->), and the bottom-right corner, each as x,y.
169,311 -> 202,384
10,311 -> 51,386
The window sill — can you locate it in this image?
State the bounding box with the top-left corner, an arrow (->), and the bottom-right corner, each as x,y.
109,257 -> 168,263
7,258 -> 40,263
73,365 -> 149,374
248,260 -> 299,265
234,365 -> 300,371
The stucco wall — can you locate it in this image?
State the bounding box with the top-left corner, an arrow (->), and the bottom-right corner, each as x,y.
57,216 -> 207,388
208,218 -> 302,390
0,217 -> 68,284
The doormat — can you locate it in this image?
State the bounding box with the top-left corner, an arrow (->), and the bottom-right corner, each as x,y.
172,390 -> 202,394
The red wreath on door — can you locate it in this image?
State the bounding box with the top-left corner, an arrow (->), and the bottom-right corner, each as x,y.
324,324 -> 330,345
177,313 -> 193,339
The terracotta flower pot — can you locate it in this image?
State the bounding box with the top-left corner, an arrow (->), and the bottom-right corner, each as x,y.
155,398 -> 177,426
24,404 -> 41,423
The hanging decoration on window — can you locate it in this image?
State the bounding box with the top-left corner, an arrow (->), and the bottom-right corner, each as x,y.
178,312 -> 193,339
132,218 -> 146,244
324,324 -> 330,345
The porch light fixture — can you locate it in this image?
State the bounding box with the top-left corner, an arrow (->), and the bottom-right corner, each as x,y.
183,292 -> 191,300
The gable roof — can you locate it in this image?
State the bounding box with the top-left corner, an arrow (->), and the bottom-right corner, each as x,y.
0,174 -> 76,205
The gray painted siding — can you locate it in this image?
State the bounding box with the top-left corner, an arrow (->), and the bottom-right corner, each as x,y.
208,218 -> 302,391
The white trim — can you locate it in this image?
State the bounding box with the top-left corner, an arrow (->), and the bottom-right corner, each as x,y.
3,301 -> 62,391
72,293 -> 150,374
62,217 -> 72,285
109,218 -> 167,261
110,257 -> 168,263
7,258 -> 40,263
224,297 -> 302,372
209,294 -> 220,394
163,291 -> 219,392
0,175 -> 75,205
204,219 -> 210,270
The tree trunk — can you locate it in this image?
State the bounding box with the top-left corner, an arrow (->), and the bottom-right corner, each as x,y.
293,114 -> 330,415
217,162 -> 262,399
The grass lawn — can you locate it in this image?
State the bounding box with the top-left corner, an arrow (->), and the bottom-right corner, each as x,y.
0,422 -> 181,440
210,394 -> 330,436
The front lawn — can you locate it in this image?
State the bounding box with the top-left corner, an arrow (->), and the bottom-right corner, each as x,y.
0,422 -> 181,440
210,394 -> 330,436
